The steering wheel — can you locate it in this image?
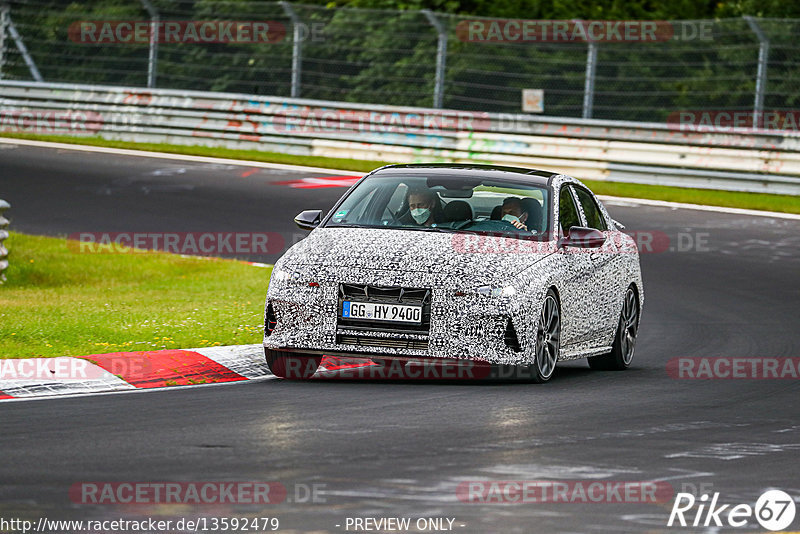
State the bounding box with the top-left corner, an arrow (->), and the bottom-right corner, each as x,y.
384,207 -> 403,225
452,219 -> 475,230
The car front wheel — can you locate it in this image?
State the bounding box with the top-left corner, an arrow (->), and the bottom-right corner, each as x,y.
490,291 -> 560,383
526,289 -> 561,383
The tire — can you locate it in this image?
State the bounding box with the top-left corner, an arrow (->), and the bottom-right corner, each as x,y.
265,349 -> 321,379
588,285 -> 640,371
507,288 -> 560,383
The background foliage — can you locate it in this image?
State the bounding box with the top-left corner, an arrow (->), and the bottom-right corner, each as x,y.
2,1 -> 798,121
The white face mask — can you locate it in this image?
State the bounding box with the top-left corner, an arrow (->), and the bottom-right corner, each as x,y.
411,208 -> 431,224
502,214 -> 520,225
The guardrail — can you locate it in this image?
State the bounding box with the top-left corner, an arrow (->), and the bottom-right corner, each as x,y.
0,199 -> 9,283
2,80 -> 800,195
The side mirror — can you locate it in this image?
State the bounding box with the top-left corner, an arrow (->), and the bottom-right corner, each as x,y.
561,226 -> 606,249
294,209 -> 323,231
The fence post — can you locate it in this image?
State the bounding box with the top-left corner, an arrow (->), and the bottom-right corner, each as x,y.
140,0 -> 159,88
422,9 -> 447,109
0,199 -> 9,283
582,42 -> 598,119
744,16 -> 769,129
0,3 -> 7,80
280,1 -> 303,98
576,18 -> 598,120
6,10 -> 41,81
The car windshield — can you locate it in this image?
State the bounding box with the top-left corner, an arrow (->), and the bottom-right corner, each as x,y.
324,173 -> 550,237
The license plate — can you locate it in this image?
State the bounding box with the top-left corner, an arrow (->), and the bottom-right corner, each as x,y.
342,301 -> 422,324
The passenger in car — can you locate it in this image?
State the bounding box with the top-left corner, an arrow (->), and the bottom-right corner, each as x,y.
500,197 -> 530,231
403,188 -> 443,227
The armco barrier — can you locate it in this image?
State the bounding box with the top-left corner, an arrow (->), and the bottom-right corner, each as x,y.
1,80 -> 800,195
0,199 -> 9,283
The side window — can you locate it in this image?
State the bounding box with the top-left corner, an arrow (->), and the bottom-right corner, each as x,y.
559,186 -> 581,234
574,187 -> 608,231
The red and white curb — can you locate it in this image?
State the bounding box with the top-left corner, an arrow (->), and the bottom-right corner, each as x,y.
0,346 -> 375,401
0,344 -> 270,401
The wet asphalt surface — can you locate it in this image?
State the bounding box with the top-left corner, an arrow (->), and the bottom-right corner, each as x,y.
1,142 -> 799,533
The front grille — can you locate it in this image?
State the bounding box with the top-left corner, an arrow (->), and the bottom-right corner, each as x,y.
338,334 -> 429,351
337,283 -> 432,333
340,283 -> 430,302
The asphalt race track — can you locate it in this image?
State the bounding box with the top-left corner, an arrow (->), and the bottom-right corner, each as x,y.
2,142 -> 800,533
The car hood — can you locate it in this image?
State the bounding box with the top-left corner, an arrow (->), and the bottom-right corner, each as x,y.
283,227 -> 553,282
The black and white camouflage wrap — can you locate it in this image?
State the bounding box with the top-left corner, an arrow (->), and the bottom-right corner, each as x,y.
264,170 -> 643,366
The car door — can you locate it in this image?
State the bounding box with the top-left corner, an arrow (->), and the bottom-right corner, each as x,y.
572,186 -> 620,342
555,184 -> 597,347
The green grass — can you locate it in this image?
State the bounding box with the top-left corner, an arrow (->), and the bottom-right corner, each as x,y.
2,132 -> 799,213
0,232 -> 270,359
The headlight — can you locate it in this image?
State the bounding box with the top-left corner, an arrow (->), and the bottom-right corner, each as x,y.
476,285 -> 517,298
271,267 -> 302,284
270,266 -> 319,288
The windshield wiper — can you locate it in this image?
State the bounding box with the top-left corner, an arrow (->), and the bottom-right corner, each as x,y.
326,224 -> 479,235
417,226 -> 456,233
325,223 -> 380,229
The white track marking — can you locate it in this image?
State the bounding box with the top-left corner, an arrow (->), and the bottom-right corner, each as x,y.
0,375 -> 277,403
600,195 -> 800,220
3,136 -> 797,220
0,137 -> 363,175
176,254 -> 272,268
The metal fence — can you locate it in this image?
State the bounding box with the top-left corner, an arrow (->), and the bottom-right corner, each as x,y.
3,80 -> 799,194
0,1 -> 798,123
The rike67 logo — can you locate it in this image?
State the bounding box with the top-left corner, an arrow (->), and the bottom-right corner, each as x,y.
668,490 -> 796,531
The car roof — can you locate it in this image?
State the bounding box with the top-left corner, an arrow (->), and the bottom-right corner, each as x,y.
370,163 -> 559,187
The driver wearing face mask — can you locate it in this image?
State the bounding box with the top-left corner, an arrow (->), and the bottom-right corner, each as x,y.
406,189 -> 440,227
501,197 -> 529,231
